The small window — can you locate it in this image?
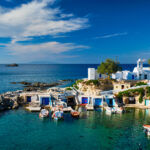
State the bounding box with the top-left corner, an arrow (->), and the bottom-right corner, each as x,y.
144,74 -> 147,79
121,85 -> 125,89
116,86 -> 118,88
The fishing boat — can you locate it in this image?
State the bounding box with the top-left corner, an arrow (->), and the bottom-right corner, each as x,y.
115,107 -> 124,114
105,107 -> 116,114
39,109 -> 49,118
143,125 -> 150,136
52,109 -> 64,120
71,110 -> 80,118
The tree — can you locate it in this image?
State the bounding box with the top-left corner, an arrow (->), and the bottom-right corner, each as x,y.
97,58 -> 122,78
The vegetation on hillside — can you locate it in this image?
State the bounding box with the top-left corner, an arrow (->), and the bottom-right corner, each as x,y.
135,82 -> 147,86
117,88 -> 145,103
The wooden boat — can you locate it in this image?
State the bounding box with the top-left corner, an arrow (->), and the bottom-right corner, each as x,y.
143,125 -> 150,129
39,109 -> 49,118
143,125 -> 150,136
71,111 -> 80,118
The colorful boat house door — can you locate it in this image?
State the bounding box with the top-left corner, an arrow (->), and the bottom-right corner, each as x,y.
39,95 -> 52,106
41,97 -> 49,105
94,98 -> 103,107
105,95 -> 116,107
27,96 -> 31,103
82,97 -> 88,104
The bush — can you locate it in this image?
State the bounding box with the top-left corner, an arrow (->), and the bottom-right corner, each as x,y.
76,79 -> 83,84
65,87 -> 72,91
135,82 -> 147,86
117,88 -> 145,103
86,80 -> 99,86
146,87 -> 150,97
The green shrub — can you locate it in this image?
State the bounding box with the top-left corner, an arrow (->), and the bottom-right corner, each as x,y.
135,82 -> 147,86
86,80 -> 99,86
117,88 -> 145,103
76,79 -> 83,84
65,87 -> 72,91
146,87 -> 150,96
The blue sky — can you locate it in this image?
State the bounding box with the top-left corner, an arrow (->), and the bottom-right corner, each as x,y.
0,0 -> 150,64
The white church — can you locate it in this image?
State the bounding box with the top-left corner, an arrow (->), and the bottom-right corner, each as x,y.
88,59 -> 150,80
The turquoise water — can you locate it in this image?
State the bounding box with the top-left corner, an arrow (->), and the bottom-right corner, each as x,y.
1,64 -> 150,150
0,108 -> 150,150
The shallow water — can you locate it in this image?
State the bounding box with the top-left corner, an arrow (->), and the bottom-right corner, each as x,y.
0,108 -> 150,150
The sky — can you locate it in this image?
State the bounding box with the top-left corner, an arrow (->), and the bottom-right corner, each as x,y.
0,0 -> 150,64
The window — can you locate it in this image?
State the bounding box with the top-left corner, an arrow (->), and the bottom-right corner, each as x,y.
116,86 -> 118,88
144,74 -> 147,79
121,85 -> 125,89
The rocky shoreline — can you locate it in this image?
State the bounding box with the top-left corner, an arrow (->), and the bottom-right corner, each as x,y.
11,79 -> 74,91
0,79 -> 74,111
0,90 -> 24,111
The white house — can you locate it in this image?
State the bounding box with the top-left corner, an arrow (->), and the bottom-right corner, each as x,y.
112,58 -> 150,80
88,68 -> 107,80
88,59 -> 150,80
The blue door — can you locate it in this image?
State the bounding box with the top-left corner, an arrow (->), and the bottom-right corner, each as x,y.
145,100 -> 149,106
42,97 -> 49,105
132,75 -> 134,80
82,97 -> 88,104
27,96 -> 31,102
94,99 -> 102,106
106,99 -> 115,107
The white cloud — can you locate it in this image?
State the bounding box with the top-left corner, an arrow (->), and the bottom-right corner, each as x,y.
0,0 -> 88,43
4,41 -> 89,62
8,41 -> 89,54
93,32 -> 128,39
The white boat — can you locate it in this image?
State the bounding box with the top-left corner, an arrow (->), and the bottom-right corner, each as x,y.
115,107 -> 124,114
39,109 -> 49,118
143,125 -> 150,136
105,107 -> 116,114
86,104 -> 94,111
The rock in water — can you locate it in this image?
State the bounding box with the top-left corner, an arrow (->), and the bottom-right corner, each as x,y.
6,63 -> 19,67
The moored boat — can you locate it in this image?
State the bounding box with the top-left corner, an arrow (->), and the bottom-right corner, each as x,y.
105,107 -> 116,114
39,109 -> 49,118
52,109 -> 64,120
143,125 -> 150,136
115,107 -> 124,114
71,111 -> 80,118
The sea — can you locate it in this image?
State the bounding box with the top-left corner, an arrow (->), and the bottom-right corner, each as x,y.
0,64 -> 150,150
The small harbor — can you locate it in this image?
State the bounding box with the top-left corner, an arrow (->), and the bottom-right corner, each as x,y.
1,60 -> 150,150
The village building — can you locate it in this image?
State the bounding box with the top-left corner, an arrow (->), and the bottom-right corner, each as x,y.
112,58 -> 150,80
88,58 -> 150,81
113,81 -> 131,91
